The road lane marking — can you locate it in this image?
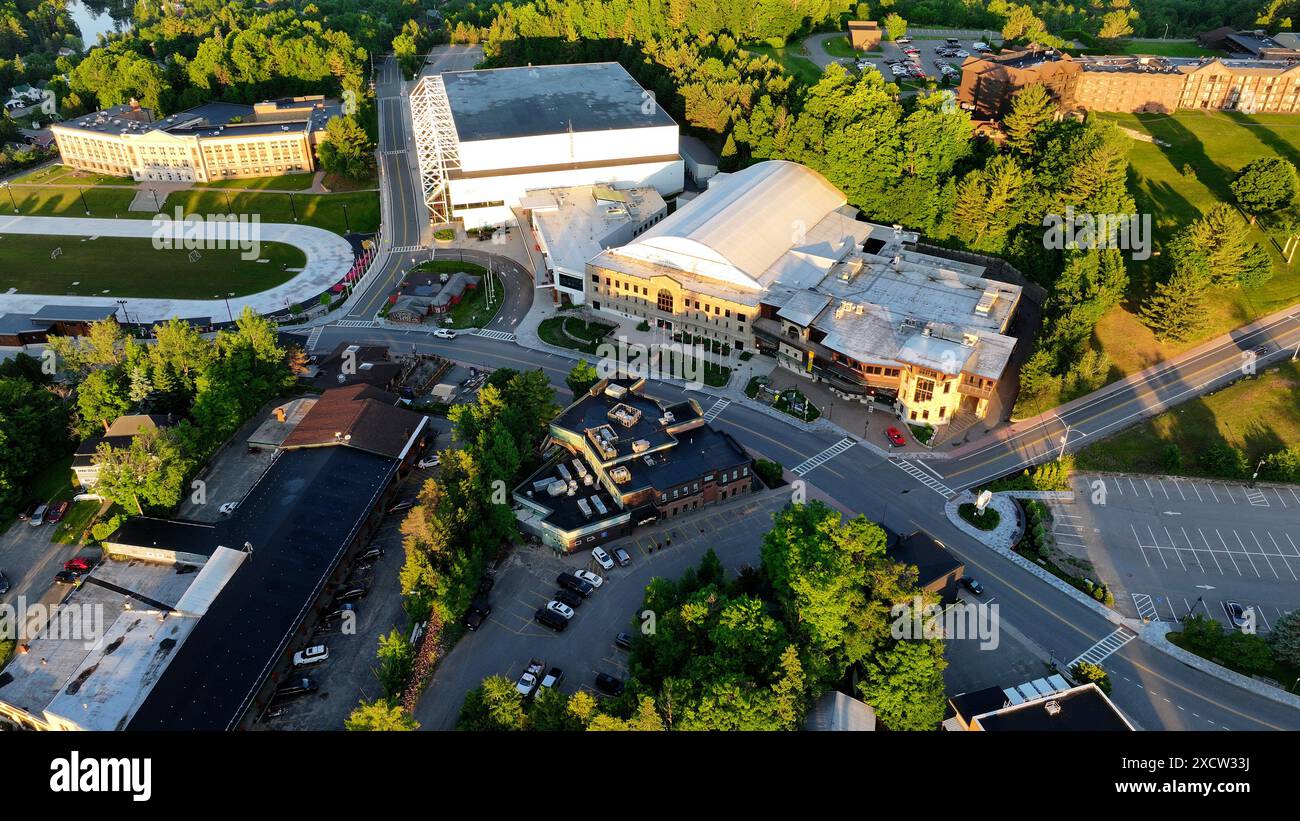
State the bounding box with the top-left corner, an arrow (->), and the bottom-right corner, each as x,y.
1069,627 -> 1138,667
793,438 -> 858,478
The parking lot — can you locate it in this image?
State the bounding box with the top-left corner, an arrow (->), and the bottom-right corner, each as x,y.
855,36 -> 988,86
413,490 -> 793,730
1064,473 -> 1299,632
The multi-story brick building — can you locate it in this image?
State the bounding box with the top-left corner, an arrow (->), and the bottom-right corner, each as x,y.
51,96 -> 341,183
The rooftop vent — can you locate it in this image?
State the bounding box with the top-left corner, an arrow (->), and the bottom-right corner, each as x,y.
1044,700 -> 1062,717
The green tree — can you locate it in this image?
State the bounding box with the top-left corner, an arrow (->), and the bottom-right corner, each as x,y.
345,699 -> 419,731
0,377 -> 69,515
1270,610 -> 1300,668
1071,660 -> 1112,694
316,115 -> 375,179
74,368 -> 131,436
376,629 -> 413,700
565,359 -> 600,399
1002,84 -> 1055,155
93,428 -> 191,515
882,13 -> 907,41
857,634 -> 947,731
457,675 -> 528,730
1140,252 -> 1210,342
1231,157 -> 1298,215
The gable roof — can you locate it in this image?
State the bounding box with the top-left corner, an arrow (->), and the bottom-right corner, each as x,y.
281,384 -> 426,459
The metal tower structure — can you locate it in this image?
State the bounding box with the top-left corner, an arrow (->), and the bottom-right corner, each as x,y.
409,74 -> 461,226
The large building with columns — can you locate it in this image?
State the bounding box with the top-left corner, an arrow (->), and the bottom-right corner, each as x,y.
585,161 -> 1023,427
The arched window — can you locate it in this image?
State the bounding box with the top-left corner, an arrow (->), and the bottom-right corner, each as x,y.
657,289 -> 674,313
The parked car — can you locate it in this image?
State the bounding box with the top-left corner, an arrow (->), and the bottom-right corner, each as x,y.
333,585 -> 368,603
556,572 -> 594,598
29,504 -> 47,526
895,36 -> 912,44
47,501 -> 69,523
53,569 -> 83,585
594,672 -> 625,696
293,644 -> 329,666
357,547 -> 384,562
613,547 -> 632,567
417,455 -> 441,469
961,577 -> 985,596
218,501 -> 238,516
546,600 -> 575,620
573,569 -> 603,589
553,588 -> 582,609
591,546 -> 615,570
387,499 -> 414,514
64,557 -> 93,573
274,678 -> 319,699
464,597 -> 492,631
432,328 -> 457,339
18,502 -> 37,521
535,607 -> 568,632
516,658 -> 545,695
541,667 -> 565,689
323,602 -> 357,623
477,575 -> 495,596
0,571 -> 10,595
1224,601 -> 1251,630
885,426 -> 906,447
615,631 -> 634,651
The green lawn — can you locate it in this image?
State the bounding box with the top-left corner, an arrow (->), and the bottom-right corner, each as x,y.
537,316 -> 616,355
741,43 -> 824,85
52,499 -> 105,545
0,234 -> 305,298
7,164 -> 137,186
1078,359 -> 1300,475
27,454 -> 74,505
1091,110 -> 1300,377
194,172 -> 316,191
1084,40 -> 1221,58
821,35 -> 858,59
5,185 -> 139,216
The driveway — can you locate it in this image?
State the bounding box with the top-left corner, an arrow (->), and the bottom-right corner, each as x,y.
0,516 -> 101,639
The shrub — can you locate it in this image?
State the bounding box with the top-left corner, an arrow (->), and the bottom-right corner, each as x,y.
636,320 -> 650,332
433,228 -> 455,241
1071,660 -> 1111,694
958,502 -> 1000,531
90,513 -> 126,543
1160,443 -> 1183,471
753,458 -> 784,488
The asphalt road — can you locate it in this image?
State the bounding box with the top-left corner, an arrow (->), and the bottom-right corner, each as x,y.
310,323 -> 1300,730
926,307 -> 1300,493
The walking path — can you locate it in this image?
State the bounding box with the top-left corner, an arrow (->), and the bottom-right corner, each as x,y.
0,215 -> 354,323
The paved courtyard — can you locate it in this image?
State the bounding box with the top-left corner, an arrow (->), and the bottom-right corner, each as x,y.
1064,473 -> 1300,632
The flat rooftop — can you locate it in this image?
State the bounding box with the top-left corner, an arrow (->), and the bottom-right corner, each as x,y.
974,685 -> 1133,731
526,184 -> 665,275
442,62 -> 677,142
127,445 -> 399,730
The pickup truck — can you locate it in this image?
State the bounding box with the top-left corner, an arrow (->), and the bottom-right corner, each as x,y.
515,658 -> 545,697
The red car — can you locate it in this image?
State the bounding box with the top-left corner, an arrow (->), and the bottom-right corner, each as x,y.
885,426 -> 906,447
64,557 -> 93,572
47,500 -> 69,523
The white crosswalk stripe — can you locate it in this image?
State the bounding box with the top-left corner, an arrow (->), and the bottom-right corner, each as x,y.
702,398 -> 730,423
792,438 -> 857,477
380,149 -> 407,155
888,458 -> 956,498
305,326 -> 324,351
474,328 -> 516,342
392,244 -> 424,253
332,319 -> 378,328
1244,487 -> 1270,507
1131,593 -> 1160,622
1069,627 -> 1138,667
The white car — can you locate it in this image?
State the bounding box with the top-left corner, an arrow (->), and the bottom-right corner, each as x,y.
293,644 -> 329,666
591,547 -> 614,570
432,328 -> 457,339
573,569 -> 604,588
956,49 -> 970,57
417,454 -> 440,469
219,501 -> 238,515
973,42 -> 990,51
546,601 -> 575,620
515,672 -> 538,696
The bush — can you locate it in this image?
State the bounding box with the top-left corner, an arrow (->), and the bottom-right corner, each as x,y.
958,502 -> 1000,531
90,513 -> 126,543
434,228 -> 455,241
1071,660 -> 1111,694
753,458 -> 784,488
636,320 -> 650,332
1198,443 -> 1248,478
1160,443 -> 1183,471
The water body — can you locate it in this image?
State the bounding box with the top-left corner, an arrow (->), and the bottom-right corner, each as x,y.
67,0 -> 134,47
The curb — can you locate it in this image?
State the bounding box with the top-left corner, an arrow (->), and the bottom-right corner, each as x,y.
1141,621 -> 1300,711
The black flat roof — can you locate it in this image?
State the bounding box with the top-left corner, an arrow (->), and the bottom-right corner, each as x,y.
126,445 -> 398,730
890,532 -> 963,588
442,63 -> 677,142
629,425 -> 749,491
974,686 -> 1132,731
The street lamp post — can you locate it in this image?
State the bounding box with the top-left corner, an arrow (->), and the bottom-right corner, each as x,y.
289,192 -> 299,222
342,202 -> 351,234
1057,417 -> 1072,460
1250,457 -> 1266,488
2,182 -> 16,213
216,292 -> 234,323
116,299 -> 130,325
78,186 -> 90,215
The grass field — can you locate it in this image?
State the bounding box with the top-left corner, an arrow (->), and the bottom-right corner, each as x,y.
2,184 -> 379,235
741,43 -> 823,85
537,316 -> 616,354
1078,359 -> 1300,474
821,35 -> 858,58
1092,110 -> 1300,376
7,165 -> 136,186
1081,40 -> 1220,58
0,234 -> 305,298
194,172 -> 315,191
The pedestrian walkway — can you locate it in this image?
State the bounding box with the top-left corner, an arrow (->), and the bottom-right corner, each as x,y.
702,398 -> 730,423
1069,627 -> 1138,667
889,457 -> 956,498
792,438 -> 857,477
475,328 -> 516,342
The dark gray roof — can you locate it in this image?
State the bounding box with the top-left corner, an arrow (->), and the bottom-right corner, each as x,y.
890,531 -> 963,589
30,304 -> 118,322
126,445 -> 400,730
0,313 -> 46,334
442,62 -> 677,142
104,517 -> 219,557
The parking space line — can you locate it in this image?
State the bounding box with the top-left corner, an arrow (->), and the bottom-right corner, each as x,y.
1249,530 -> 1285,580
1275,487 -> 1288,508
1131,593 -> 1159,621
1190,483 -> 1203,503
1207,483 -> 1219,503
1186,526 -> 1222,574
1223,484 -> 1238,504
1142,478 -> 1153,497
1146,525 -> 1169,569
1114,478 -> 1124,496
1173,480 -> 1186,501
1291,488 -> 1300,505
1128,477 -> 1139,496
1261,531 -> 1298,581
1163,526 -> 1189,571
1222,529 -> 1261,577
1201,528 -> 1241,576
1131,524 -> 1152,567
1163,596 -> 1181,621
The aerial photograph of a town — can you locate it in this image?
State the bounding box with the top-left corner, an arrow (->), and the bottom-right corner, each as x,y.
0,0 -> 1295,804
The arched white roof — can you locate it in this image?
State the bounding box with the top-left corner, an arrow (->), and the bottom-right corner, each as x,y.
616,161 -> 849,290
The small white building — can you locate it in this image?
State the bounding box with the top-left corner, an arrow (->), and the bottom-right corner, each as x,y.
523,183 -> 667,305
679,134 -> 719,185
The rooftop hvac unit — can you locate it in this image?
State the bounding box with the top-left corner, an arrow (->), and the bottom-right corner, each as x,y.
1044,700 -> 1062,717
610,466 -> 632,484
576,498 -> 593,518
547,480 -> 567,497
632,439 -> 650,453
604,383 -> 627,399
590,496 -> 608,515
557,463 -> 572,482
571,459 -> 589,478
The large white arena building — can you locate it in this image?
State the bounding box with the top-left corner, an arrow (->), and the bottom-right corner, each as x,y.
411,62 -> 684,229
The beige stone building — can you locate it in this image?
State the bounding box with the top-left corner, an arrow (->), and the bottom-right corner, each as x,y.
51,96 -> 341,183
585,161 -> 1023,427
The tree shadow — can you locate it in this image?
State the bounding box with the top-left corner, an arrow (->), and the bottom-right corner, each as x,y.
1221,110 -> 1300,167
